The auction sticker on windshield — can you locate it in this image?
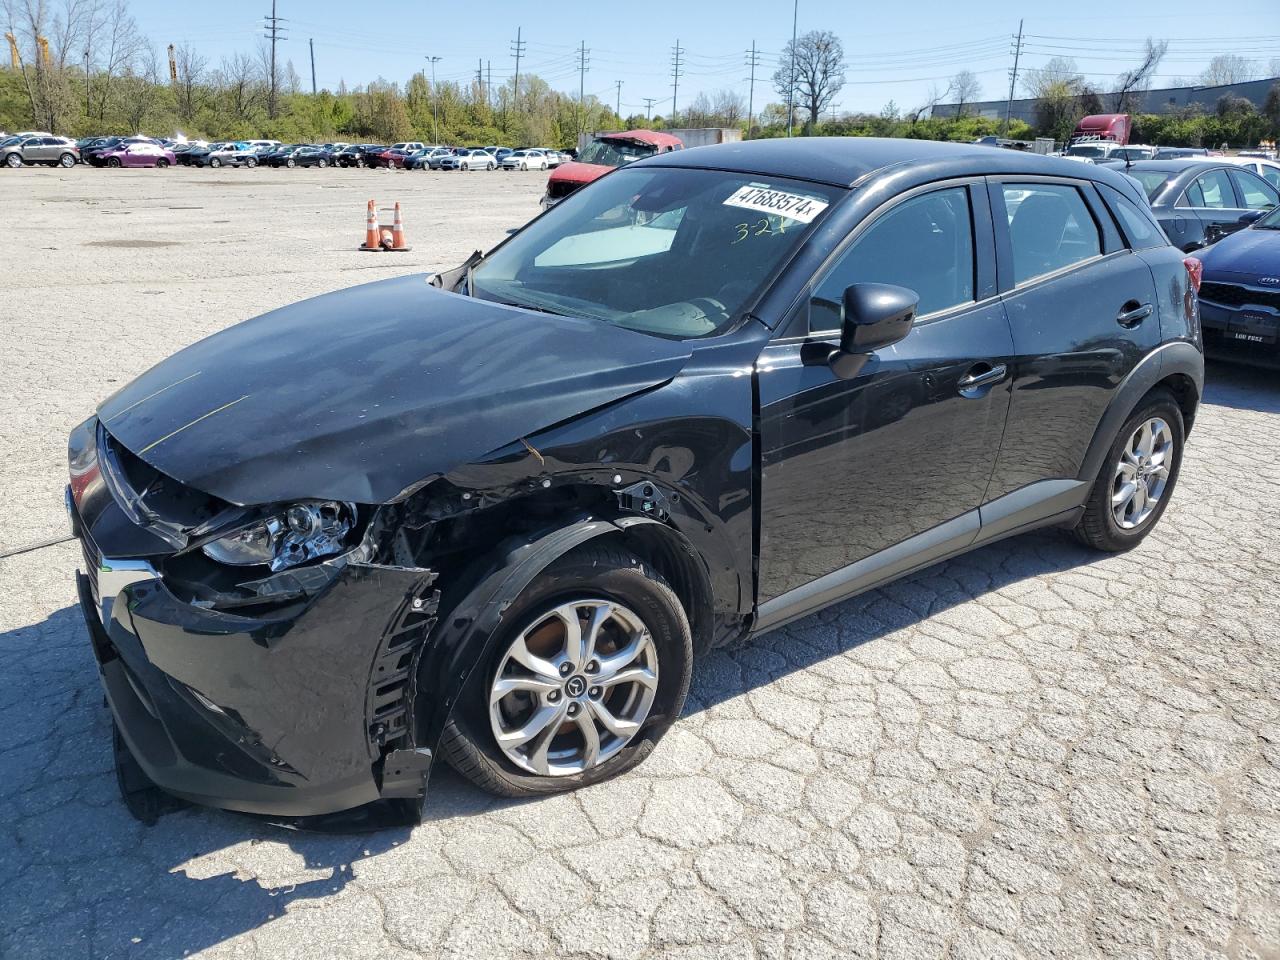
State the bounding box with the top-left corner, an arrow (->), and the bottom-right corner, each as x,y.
724,185 -> 829,223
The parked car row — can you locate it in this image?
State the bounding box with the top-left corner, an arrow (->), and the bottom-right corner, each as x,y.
1,133 -> 573,172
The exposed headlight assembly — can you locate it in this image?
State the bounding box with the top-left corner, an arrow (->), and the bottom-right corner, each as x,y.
202,501 -> 357,572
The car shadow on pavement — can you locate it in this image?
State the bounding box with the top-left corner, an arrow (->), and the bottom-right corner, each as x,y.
1203,360 -> 1280,413
686,528 -> 1097,714
1,526 -> 1094,958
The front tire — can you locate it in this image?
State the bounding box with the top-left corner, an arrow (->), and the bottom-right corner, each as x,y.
439,542 -> 693,798
245,157 -> 257,168
155,158 -> 168,168
5,154 -> 22,168
1073,388 -> 1185,552
107,157 -> 121,168
209,157 -> 221,168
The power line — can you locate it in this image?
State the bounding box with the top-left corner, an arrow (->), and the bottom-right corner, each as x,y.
577,41 -> 591,137
786,0 -> 798,137
643,96 -> 658,121
263,0 -> 287,119
1003,18 -> 1024,136
670,39 -> 684,126
745,41 -> 761,138
425,55 -> 442,143
510,26 -> 525,112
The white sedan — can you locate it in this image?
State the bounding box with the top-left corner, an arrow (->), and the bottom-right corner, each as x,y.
440,149 -> 496,172
501,149 -> 551,171
1219,154 -> 1280,192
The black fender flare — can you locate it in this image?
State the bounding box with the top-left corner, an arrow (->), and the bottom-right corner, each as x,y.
1076,341 -> 1204,485
409,514 -> 707,768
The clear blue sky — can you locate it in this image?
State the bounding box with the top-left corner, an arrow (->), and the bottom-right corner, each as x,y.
128,0 -> 1280,116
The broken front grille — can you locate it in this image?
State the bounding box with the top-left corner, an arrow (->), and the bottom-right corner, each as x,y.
80,532 -> 102,608
1200,281 -> 1280,312
366,573 -> 440,753
547,179 -> 581,200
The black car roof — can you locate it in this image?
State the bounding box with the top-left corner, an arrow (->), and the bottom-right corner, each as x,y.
636,136 -> 1147,199
1122,159 -> 1225,173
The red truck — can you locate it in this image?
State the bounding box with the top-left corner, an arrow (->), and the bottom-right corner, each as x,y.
541,129 -> 684,209
1069,113 -> 1132,146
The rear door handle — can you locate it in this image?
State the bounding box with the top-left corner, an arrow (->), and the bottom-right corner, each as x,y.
958,362 -> 1007,396
1117,302 -> 1153,327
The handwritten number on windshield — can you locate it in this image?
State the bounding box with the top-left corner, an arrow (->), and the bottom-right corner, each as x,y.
731,216 -> 787,245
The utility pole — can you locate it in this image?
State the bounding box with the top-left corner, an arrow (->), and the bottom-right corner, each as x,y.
643,97 -> 657,121
576,41 -> 590,138
477,57 -> 484,101
1003,19 -> 1024,137
167,44 -> 177,85
425,55 -> 442,143
615,80 -> 623,120
309,37 -> 316,94
510,27 -> 526,112
83,48 -> 90,117
670,40 -> 684,127
263,0 -> 287,119
487,60 -> 492,110
744,41 -> 761,138
787,0 -> 798,136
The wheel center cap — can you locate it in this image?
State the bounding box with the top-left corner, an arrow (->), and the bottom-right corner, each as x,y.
565,675 -> 587,698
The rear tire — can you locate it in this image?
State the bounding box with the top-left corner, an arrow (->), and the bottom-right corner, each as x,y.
209,158 -> 221,168
245,157 -> 257,168
59,152 -> 75,167
155,158 -> 168,168
1073,388 -> 1184,552
439,542 -> 693,798
107,157 -> 121,168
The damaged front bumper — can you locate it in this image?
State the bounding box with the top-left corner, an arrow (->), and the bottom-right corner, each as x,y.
70,488 -> 439,819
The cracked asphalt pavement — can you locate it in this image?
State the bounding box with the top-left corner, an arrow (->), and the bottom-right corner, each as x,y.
2,168 -> 1278,960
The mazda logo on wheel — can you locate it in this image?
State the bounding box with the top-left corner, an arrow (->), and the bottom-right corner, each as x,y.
565,676 -> 586,697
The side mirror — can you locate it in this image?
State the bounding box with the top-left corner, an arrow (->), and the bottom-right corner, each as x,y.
828,283 -> 919,379
1239,210 -> 1266,226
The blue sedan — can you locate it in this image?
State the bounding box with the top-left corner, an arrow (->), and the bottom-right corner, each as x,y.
1193,203 -> 1280,366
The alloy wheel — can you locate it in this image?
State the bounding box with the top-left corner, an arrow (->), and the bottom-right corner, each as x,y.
489,598 -> 659,777
1112,417 -> 1174,529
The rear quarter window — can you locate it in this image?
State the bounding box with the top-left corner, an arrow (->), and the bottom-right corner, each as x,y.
1098,184 -> 1167,250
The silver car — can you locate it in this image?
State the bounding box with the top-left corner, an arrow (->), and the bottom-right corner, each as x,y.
2,135 -> 79,168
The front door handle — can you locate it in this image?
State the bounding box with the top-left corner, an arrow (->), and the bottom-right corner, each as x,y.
1116,302 -> 1153,327
958,362 -> 1007,397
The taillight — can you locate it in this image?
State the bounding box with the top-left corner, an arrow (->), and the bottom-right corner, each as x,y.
1183,256 -> 1203,294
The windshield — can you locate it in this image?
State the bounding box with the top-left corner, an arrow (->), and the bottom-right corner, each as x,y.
1256,205 -> 1280,229
471,167 -> 840,338
1133,171 -> 1172,200
577,138 -> 658,167
1066,145 -> 1106,159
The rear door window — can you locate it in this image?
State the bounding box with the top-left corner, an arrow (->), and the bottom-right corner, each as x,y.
1179,170 -> 1234,209
1001,183 -> 1102,285
1228,169 -> 1279,210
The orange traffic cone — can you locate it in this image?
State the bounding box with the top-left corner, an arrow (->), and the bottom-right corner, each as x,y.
390,202 -> 411,251
360,199 -> 380,251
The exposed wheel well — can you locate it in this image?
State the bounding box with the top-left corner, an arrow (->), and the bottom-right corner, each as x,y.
1150,373 -> 1199,434
379,481 -> 717,655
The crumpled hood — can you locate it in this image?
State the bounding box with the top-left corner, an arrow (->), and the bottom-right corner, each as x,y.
1198,228 -> 1280,282
99,275 -> 692,505
549,161 -> 613,187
